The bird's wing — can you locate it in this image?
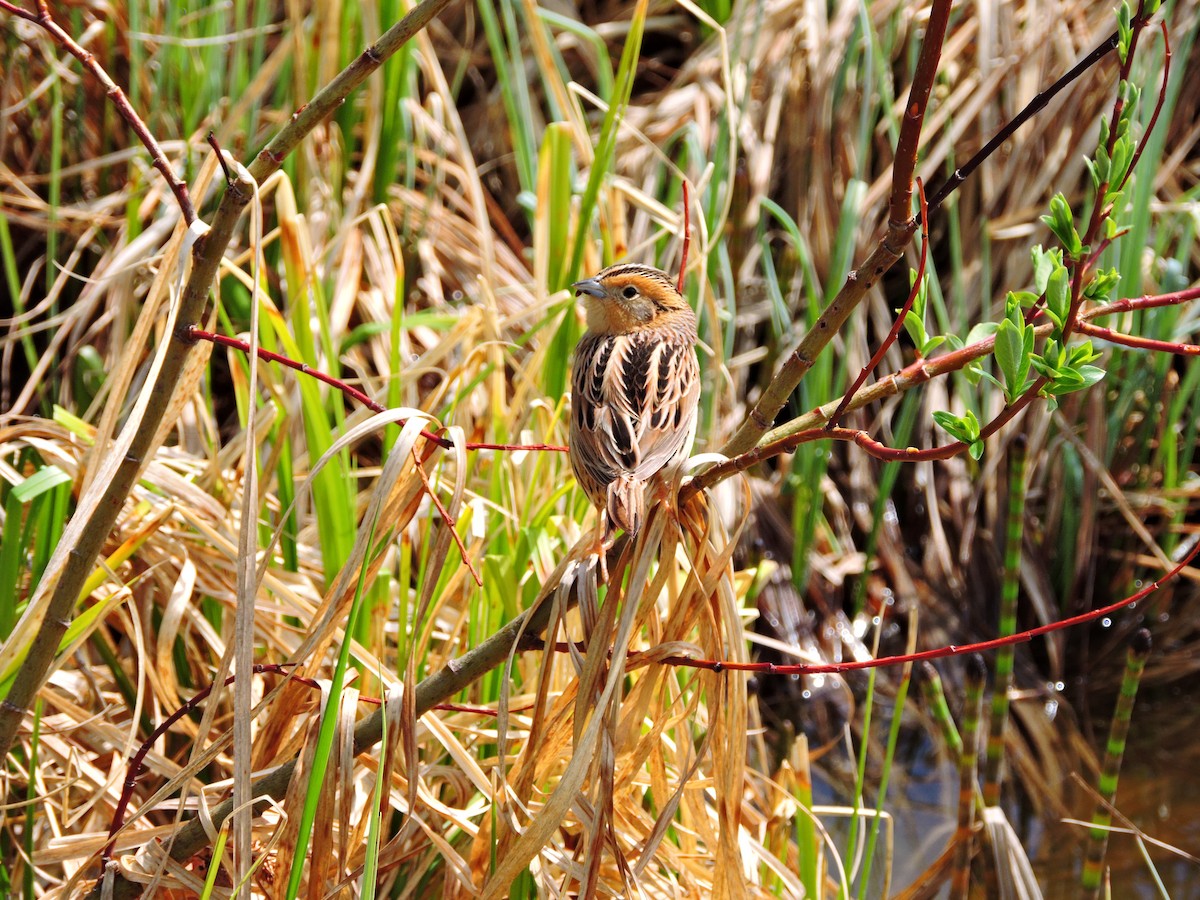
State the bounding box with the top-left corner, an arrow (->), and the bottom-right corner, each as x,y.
571,331 -> 699,485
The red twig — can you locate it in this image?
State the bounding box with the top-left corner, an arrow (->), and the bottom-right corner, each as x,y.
206,131 -> 236,186
103,663 -> 301,864
1065,4 -> 1159,342
188,328 -> 568,453
1087,285 -> 1200,317
686,281 -> 1200,501
189,326 -> 567,584
888,4 -> 950,227
1121,21 -> 1171,192
410,444 -> 483,586
659,537 -> 1199,676
828,179 -> 929,430
677,181 -> 691,295
1076,321 -> 1200,356
2,0 -> 197,224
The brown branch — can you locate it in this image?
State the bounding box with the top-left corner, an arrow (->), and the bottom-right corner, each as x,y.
0,166 -> 255,758
1,0 -> 196,223
102,664 -> 303,866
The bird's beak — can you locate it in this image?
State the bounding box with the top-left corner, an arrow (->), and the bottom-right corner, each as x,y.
571,278 -> 605,299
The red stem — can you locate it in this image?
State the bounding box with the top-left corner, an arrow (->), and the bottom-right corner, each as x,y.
103,664 -> 302,864
1076,321 -> 1200,356
659,536 -> 1199,675
409,444 -> 483,586
102,662 -> 514,865
1121,21 -> 1171,192
1088,285 -> 1200,316
188,328 -> 568,453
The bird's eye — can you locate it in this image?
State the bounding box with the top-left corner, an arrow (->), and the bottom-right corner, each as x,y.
621,285 -> 639,300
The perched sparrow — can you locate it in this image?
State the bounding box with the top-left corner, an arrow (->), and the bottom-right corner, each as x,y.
569,263 -> 701,536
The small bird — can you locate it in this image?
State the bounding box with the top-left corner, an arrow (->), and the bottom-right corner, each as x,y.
569,263 -> 701,537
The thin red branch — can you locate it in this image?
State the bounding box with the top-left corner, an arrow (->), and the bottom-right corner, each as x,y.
188,328 -> 568,453
888,3 -> 951,227
192,329 -> 387,412
207,131 -> 236,186
1076,321 -> 1200,356
1066,6 -> 1158,340
1122,21 -> 1171,191
2,0 -> 197,223
410,444 -> 483,586
1087,285 -> 1200,316
659,537 -> 1200,675
828,179 -> 929,430
103,663 -> 301,864
102,660 -> 516,865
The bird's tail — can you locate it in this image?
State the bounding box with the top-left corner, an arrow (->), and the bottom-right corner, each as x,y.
606,474 -> 645,536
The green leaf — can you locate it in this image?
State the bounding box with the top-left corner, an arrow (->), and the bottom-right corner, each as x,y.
932,410 -> 969,443
1041,193 -> 1082,257
12,466 -> 72,503
979,370 -> 1006,393
1030,245 -> 1060,294
1045,265 -> 1071,331
1075,365 -> 1106,389
921,335 -> 946,354
969,440 -> 985,461
1031,355 -> 1057,382
995,319 -> 1023,396
1093,144 -> 1111,185
903,310 -> 929,349
966,321 -> 1000,346
1084,267 -> 1121,300
933,409 -> 981,447
1117,2 -> 1133,64
908,269 -> 928,316
1068,341 -> 1101,366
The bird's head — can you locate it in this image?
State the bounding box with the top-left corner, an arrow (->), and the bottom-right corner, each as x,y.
572,264 -> 690,334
